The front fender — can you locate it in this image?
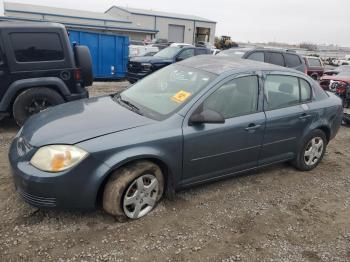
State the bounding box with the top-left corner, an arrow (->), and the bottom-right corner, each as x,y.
0,77 -> 70,111
87,145 -> 182,201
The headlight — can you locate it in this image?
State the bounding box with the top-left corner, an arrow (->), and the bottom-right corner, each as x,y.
141,63 -> 152,71
30,145 -> 88,172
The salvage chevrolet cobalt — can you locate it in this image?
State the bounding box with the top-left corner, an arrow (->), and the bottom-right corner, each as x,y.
9,56 -> 343,220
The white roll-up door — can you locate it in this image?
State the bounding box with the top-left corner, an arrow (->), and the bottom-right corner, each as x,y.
168,25 -> 185,43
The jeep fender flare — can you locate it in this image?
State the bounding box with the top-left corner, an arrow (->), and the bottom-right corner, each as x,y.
0,77 -> 70,111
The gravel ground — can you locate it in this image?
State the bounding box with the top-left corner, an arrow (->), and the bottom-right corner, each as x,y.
1,82 -> 350,261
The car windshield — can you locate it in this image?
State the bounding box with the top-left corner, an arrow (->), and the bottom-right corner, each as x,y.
154,47 -> 181,59
119,64 -> 217,120
217,49 -> 247,58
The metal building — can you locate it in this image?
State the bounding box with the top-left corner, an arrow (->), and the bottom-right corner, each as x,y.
2,2 -> 216,45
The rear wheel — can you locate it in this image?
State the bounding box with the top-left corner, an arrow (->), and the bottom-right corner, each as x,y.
292,129 -> 327,171
103,161 -> 164,220
12,87 -> 64,126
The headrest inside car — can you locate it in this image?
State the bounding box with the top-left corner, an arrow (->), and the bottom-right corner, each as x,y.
279,83 -> 294,94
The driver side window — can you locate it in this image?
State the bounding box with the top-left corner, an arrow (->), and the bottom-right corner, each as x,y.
178,49 -> 195,60
202,76 -> 259,119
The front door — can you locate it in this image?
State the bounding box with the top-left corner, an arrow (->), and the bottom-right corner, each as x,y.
181,75 -> 266,186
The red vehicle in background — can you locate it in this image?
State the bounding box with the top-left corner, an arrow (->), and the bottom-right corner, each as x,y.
303,56 -> 325,80
320,71 -> 350,124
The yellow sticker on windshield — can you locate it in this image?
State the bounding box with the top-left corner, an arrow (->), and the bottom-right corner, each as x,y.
171,90 -> 192,103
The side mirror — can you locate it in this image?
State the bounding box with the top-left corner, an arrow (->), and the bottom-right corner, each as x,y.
189,109 -> 225,125
176,56 -> 184,62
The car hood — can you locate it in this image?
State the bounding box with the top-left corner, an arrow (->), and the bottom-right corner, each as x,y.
130,56 -> 172,63
321,75 -> 350,83
21,96 -> 155,147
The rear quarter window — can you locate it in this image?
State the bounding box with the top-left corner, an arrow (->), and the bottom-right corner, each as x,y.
285,54 -> 302,67
267,52 -> 284,66
10,32 -> 64,62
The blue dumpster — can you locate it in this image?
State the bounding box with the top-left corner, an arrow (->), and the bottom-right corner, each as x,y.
68,30 -> 129,79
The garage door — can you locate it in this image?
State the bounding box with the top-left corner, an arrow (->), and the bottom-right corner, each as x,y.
168,25 -> 185,43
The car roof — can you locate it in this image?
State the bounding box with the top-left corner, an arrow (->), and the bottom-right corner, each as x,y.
179,55 -> 298,75
0,22 -> 65,30
304,56 -> 321,59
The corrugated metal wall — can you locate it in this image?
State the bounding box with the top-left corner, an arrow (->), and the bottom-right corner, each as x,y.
68,30 -> 129,79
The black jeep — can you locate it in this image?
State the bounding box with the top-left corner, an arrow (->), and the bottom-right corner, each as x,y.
0,22 -> 93,126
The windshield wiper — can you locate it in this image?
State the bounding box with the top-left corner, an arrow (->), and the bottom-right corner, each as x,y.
113,94 -> 143,115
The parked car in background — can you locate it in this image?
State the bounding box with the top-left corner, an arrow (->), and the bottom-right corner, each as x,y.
303,56 -> 325,80
142,51 -> 158,57
320,71 -> 350,124
323,65 -> 350,76
0,22 -> 93,126
170,43 -> 194,48
218,48 -> 307,73
9,56 -> 342,220
129,40 -> 159,58
127,46 -> 211,83
148,38 -> 169,50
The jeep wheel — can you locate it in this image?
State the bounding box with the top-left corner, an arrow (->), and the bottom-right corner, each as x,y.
103,161 -> 164,220
13,87 -> 64,126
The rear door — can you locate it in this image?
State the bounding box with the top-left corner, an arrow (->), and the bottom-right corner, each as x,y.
259,73 -> 313,165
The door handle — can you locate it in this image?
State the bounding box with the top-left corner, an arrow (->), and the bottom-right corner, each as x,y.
299,113 -> 311,120
245,124 -> 262,132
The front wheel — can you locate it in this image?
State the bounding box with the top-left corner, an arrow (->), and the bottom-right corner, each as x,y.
292,130 -> 327,171
103,161 -> 164,220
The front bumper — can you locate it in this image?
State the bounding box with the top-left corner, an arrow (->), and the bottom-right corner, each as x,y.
126,72 -> 150,83
9,137 -> 110,210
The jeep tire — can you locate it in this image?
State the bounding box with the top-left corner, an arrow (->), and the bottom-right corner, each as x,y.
13,87 -> 64,126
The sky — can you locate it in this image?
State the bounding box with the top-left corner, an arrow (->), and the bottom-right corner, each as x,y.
3,0 -> 350,46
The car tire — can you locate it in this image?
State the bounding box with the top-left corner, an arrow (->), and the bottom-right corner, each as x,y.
74,45 -> 93,87
103,161 -> 164,220
292,129 -> 327,171
12,87 -> 65,126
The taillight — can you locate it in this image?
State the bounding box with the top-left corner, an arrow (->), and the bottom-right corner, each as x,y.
336,86 -> 346,94
74,68 -> 82,81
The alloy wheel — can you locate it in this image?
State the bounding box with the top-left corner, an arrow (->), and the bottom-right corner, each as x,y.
123,174 -> 159,219
304,137 -> 324,166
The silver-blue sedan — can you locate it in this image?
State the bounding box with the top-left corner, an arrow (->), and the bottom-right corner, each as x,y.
9,56 -> 343,220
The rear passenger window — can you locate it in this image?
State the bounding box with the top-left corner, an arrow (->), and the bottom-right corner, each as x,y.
285,54 -> 301,67
300,79 -> 312,102
247,52 -> 265,62
268,52 -> 284,66
265,75 -> 300,110
10,33 -> 64,62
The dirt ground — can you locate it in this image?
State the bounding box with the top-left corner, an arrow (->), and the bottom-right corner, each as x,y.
1,82 -> 350,261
